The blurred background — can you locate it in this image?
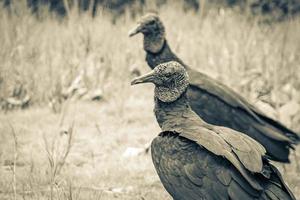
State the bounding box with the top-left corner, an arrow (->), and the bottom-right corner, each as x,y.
0,0 -> 300,199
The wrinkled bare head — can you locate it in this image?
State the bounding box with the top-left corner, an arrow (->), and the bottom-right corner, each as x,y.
131,61 -> 189,102
129,13 -> 166,53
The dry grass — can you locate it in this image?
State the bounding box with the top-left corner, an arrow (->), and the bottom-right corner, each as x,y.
0,1 -> 300,199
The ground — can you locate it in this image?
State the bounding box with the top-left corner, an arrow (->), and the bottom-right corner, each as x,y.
1,86 -> 300,199
0,86 -> 174,200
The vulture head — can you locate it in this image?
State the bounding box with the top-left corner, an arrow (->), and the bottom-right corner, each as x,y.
128,13 -> 166,54
131,61 -> 189,103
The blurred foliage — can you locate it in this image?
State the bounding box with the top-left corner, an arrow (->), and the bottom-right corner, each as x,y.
1,0 -> 300,20
250,0 -> 300,20
0,0 -> 300,112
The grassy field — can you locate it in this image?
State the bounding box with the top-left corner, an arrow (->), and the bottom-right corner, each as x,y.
0,1 -> 300,199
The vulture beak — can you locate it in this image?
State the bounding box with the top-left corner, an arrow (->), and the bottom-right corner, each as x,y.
131,70 -> 156,85
128,23 -> 143,37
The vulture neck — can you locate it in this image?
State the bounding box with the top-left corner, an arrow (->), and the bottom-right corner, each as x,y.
154,91 -> 198,131
145,39 -> 190,71
144,32 -> 165,54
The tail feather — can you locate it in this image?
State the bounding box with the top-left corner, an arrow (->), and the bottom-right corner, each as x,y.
265,189 -> 280,200
265,183 -> 293,200
257,113 -> 300,144
263,164 -> 296,200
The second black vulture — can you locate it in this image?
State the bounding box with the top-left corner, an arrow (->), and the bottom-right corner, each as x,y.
129,13 -> 300,163
131,61 -> 296,200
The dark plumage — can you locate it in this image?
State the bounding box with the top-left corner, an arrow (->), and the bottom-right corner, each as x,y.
129,13 -> 300,163
131,61 -> 296,200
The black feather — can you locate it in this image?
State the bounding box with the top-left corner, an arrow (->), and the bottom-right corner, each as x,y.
132,61 -> 296,200
132,14 -> 300,162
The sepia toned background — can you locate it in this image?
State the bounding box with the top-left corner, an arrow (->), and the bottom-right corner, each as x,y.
0,0 -> 300,199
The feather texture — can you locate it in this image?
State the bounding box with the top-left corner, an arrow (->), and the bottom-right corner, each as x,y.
151,131 -> 295,200
131,61 -> 296,200
130,13 -> 300,162
147,40 -> 299,162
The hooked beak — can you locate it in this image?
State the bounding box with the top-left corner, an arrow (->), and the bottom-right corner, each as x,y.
128,23 -> 143,37
131,70 -> 156,85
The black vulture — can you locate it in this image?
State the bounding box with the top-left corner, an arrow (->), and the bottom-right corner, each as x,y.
128,13 -> 300,163
131,61 -> 296,200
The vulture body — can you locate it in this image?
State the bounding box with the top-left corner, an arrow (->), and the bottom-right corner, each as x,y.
131,61 -> 296,200
129,13 -> 300,163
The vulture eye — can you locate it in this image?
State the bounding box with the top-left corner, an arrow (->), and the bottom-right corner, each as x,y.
148,20 -> 155,25
165,72 -> 172,77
